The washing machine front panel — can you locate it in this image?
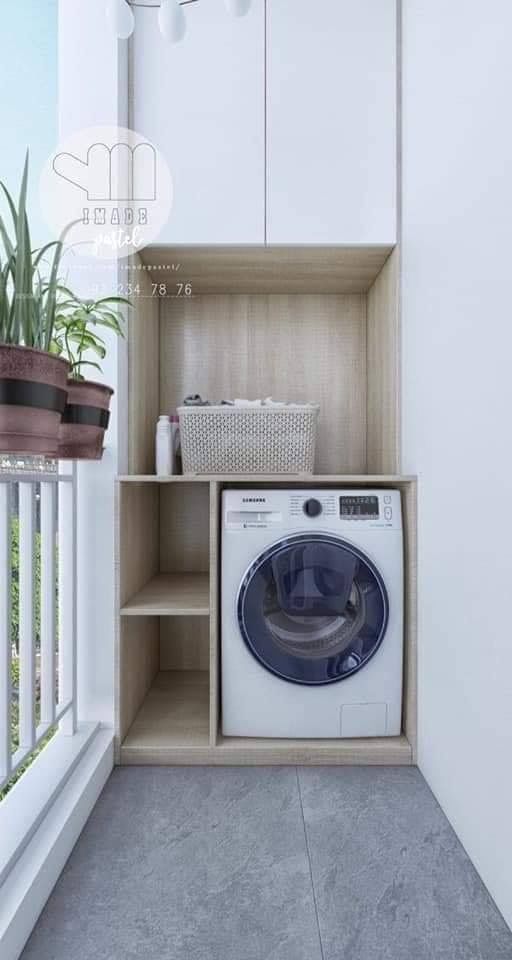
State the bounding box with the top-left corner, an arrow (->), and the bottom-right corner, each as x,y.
237,533 -> 388,685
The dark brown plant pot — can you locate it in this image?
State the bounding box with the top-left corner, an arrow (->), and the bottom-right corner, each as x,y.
58,379 -> 114,460
0,345 -> 70,456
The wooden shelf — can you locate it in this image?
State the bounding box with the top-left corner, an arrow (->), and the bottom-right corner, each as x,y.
121,573 -> 210,616
122,671 -> 210,752
118,474 -> 416,484
118,474 -> 210,483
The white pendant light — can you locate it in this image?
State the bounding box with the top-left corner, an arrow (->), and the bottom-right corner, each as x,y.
158,0 -> 187,43
224,0 -> 252,16
106,0 -> 135,39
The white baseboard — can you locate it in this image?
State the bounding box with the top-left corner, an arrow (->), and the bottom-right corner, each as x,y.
0,726 -> 114,960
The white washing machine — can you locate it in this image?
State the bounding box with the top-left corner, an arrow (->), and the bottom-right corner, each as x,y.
221,489 -> 403,738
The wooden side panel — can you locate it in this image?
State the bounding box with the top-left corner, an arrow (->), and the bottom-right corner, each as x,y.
209,482 -> 220,746
115,481 -> 160,757
366,247 -> 400,473
128,257 -> 160,475
118,483 -> 159,607
160,294 -> 367,474
118,617 -> 159,747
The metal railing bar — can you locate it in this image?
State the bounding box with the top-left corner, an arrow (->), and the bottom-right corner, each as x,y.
40,482 -> 57,725
71,464 -> 78,732
0,483 -> 11,780
58,465 -> 77,736
18,483 -> 36,752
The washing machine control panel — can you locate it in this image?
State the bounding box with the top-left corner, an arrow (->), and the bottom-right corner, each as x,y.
224,490 -> 401,531
288,492 -> 399,527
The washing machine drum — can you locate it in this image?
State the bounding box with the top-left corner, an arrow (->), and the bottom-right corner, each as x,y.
237,534 -> 389,685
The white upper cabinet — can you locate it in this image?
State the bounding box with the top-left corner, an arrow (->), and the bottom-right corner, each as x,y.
266,0 -> 397,244
131,0 -> 397,246
130,1 -> 264,244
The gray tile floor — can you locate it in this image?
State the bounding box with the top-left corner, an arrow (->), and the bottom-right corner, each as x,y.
22,767 -> 512,960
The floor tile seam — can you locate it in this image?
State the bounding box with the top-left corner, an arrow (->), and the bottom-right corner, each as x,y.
295,767 -> 326,960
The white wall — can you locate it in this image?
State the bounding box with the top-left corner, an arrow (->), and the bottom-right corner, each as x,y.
58,0 -> 128,725
402,0 -> 512,928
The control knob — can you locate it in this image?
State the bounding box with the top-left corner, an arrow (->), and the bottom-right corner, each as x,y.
303,498 -> 322,517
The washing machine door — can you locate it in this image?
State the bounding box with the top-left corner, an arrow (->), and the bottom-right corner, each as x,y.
237,534 -> 388,685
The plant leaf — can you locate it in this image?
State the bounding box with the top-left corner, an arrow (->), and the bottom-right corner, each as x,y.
32,240 -> 59,271
71,359 -> 102,376
43,218 -> 80,351
93,296 -> 132,307
0,179 -> 18,265
13,151 -> 30,345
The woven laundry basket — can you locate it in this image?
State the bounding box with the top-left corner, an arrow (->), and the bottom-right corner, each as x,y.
178,404 -> 319,475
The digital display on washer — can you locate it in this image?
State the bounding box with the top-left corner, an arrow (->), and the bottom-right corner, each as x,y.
340,495 -> 379,517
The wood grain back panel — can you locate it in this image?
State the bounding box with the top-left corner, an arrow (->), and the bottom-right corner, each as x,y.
159,483 -> 210,572
160,618 -> 210,671
159,294 -> 367,474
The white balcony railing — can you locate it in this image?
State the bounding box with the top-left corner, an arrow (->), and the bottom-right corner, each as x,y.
0,462 -> 77,795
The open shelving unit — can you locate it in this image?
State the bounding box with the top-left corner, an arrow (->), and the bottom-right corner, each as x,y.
115,246 -> 417,765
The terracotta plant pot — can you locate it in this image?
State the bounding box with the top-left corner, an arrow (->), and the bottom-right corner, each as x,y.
0,344 -> 70,456
58,379 -> 114,460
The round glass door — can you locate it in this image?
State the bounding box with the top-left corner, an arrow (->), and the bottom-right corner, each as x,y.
237,534 -> 388,685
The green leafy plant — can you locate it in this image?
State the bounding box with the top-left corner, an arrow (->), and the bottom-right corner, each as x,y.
0,151 -> 75,351
52,289 -> 130,380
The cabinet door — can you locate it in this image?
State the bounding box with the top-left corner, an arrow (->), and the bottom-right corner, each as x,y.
130,0 -> 264,244
266,0 -> 397,244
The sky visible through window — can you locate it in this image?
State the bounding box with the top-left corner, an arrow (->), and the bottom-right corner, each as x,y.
0,4 -> 59,796
0,0 -> 57,246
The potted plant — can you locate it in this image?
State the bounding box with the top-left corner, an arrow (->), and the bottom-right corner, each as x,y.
0,153 -> 72,455
52,290 -> 129,460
